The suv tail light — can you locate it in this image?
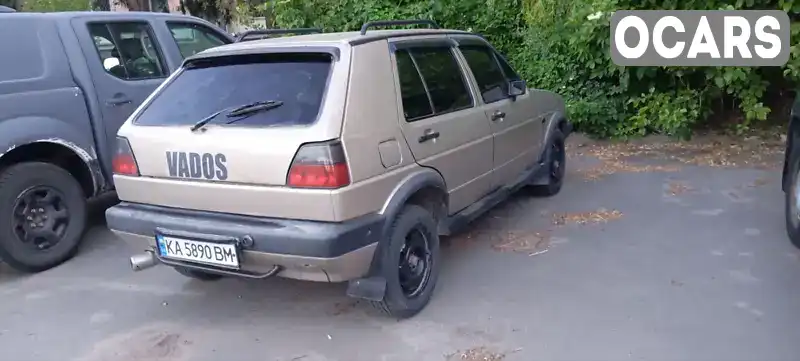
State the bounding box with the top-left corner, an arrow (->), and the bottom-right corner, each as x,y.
287,141 -> 350,189
112,136 -> 139,176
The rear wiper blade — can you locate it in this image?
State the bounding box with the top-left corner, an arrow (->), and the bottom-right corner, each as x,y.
189,100 -> 282,132
190,107 -> 230,132
224,100 -> 284,124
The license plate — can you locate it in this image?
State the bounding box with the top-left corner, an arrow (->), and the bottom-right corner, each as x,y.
156,234 -> 239,269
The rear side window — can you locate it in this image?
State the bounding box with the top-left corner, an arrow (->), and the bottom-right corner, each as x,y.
395,50 -> 433,120
166,22 -> 230,59
393,46 -> 473,122
134,53 -> 332,127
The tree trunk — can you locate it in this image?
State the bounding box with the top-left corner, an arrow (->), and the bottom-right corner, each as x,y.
116,0 -> 149,11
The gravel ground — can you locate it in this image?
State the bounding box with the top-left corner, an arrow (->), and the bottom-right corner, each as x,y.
1,133 -> 799,361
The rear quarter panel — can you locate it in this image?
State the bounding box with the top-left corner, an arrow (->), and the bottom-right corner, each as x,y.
334,40 -> 418,221
0,16 -> 102,191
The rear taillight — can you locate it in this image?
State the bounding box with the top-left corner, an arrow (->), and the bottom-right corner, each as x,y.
287,141 -> 350,189
112,136 -> 139,176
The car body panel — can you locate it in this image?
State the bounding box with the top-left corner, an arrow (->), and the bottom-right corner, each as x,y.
388,35 -> 495,214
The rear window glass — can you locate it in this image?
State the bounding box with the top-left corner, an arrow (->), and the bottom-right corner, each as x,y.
134,53 -> 332,127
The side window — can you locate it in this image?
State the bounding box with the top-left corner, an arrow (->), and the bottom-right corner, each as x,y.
88,22 -> 167,81
393,45 -> 473,122
408,46 -> 473,115
495,52 -> 521,81
395,50 -> 434,120
167,22 -> 230,59
459,45 -> 508,103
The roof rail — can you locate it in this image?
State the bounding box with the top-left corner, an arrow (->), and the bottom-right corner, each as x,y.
359,19 -> 440,35
234,28 -> 323,42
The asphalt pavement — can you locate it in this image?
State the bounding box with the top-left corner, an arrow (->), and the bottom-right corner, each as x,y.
1,135 -> 799,361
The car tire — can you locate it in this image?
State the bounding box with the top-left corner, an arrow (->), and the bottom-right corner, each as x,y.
174,266 -> 224,281
531,128 -> 566,197
0,162 -> 87,273
370,204 -> 440,319
785,148 -> 800,249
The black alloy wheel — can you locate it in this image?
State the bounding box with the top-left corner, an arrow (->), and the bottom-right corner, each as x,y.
0,162 -> 87,273
12,186 -> 71,251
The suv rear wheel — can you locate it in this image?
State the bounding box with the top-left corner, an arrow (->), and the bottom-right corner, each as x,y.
0,162 -> 87,272
371,204 -> 440,319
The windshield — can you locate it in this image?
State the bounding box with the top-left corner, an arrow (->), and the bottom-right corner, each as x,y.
134,53 -> 333,127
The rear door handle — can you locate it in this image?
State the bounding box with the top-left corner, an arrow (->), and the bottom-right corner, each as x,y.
106,96 -> 132,107
491,111 -> 506,121
418,129 -> 440,143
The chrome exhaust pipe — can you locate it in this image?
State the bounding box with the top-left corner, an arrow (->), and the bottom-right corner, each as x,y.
130,251 -> 157,271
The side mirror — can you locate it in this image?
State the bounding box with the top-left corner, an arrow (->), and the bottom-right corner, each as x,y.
508,79 -> 527,97
103,57 -> 120,70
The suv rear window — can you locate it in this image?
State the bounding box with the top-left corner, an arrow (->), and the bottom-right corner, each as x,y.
134,53 -> 332,127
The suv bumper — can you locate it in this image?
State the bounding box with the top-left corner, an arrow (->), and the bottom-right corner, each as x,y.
106,202 -> 383,282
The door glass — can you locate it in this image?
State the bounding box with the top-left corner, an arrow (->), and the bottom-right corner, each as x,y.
167,22 -> 230,58
394,49 -> 434,121
88,22 -> 167,80
494,52 -> 521,81
408,46 -> 473,115
459,45 -> 508,103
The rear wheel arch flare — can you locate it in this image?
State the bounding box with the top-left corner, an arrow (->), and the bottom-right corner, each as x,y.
0,141 -> 97,197
379,170 -> 447,221
371,170 -> 446,271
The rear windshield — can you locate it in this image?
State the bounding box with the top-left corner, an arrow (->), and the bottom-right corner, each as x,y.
134,53 -> 333,127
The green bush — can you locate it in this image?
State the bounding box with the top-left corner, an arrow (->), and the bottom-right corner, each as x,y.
272,0 -> 800,138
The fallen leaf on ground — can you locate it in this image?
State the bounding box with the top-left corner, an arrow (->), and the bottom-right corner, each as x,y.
328,300 -> 360,316
571,132 -> 785,170
667,181 -> 692,196
747,177 -> 771,188
552,209 -> 623,225
446,346 -> 505,361
446,230 -> 488,249
578,160 -> 680,181
491,231 -> 550,255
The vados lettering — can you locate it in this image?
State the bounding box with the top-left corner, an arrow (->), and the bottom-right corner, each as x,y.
166,151 -> 228,180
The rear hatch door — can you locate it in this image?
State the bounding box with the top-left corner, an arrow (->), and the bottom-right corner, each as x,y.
125,51 -> 337,186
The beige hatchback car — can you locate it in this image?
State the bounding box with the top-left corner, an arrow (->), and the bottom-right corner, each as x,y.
105,20 -> 572,319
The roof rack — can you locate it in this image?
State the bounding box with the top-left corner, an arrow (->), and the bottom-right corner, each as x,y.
359,19 -> 440,35
234,28 -> 323,42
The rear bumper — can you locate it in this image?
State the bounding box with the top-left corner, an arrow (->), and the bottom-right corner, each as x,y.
105,202 -> 383,282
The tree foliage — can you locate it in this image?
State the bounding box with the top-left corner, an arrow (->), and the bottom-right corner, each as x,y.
179,0 -> 235,26
272,0 -> 800,138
